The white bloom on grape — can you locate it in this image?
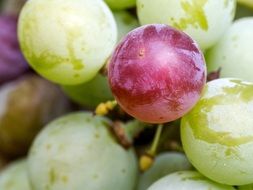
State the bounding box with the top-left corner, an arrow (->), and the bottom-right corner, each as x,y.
18,0 -> 117,85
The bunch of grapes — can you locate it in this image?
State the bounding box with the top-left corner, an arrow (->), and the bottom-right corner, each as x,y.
1,0 -> 253,190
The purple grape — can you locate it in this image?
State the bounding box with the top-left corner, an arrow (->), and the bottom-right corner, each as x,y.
0,15 -> 29,85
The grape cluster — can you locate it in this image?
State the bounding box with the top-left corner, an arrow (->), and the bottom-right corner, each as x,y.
1,0 -> 253,190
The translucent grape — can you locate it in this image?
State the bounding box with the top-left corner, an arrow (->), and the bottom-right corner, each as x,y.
147,171 -> 235,190
181,78 -> 253,185
18,0 -> 117,85
137,0 -> 236,50
206,18 -> 253,82
28,112 -> 138,190
108,24 -> 206,124
0,159 -> 31,190
137,152 -> 192,190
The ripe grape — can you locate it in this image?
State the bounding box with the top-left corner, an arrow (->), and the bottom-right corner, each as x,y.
0,159 -> 31,190
0,74 -> 70,158
104,0 -> 136,10
206,18 -> 253,82
62,74 -> 113,109
28,112 -> 138,190
0,15 -> 28,85
137,0 -> 236,50
137,152 -> 192,190
113,11 -> 139,42
18,0 -> 117,85
108,24 -> 206,124
147,171 -> 235,190
181,78 -> 253,185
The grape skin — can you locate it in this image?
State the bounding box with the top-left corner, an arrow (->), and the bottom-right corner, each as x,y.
0,159 -> 31,190
109,24 -> 206,124
113,11 -> 139,42
0,74 -> 70,158
28,112 -> 138,190
104,0 -> 136,10
206,18 -> 253,82
18,0 -> 117,85
181,78 -> 253,185
0,15 -> 28,85
137,0 -> 236,50
62,74 -> 113,109
137,152 -> 192,190
147,171 -> 236,190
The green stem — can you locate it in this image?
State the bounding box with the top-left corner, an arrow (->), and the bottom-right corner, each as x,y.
148,124 -> 163,156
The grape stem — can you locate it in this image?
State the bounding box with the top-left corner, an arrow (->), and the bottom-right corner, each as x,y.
148,124 -> 163,156
140,124 -> 164,171
112,120 -> 150,149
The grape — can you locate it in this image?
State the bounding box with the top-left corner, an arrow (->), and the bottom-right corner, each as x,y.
104,0 -> 136,10
108,24 -> 206,124
181,78 -> 253,185
137,152 -> 192,190
235,4 -> 253,19
62,74 -> 113,109
0,15 -> 28,85
0,159 -> 31,190
0,156 -> 8,171
28,112 -> 138,190
1,0 -> 27,15
0,74 -> 70,158
206,18 -> 253,82
137,0 -> 236,50
147,171 -> 236,190
237,0 -> 253,9
113,11 -> 139,42
239,184 -> 253,190
18,0 -> 117,85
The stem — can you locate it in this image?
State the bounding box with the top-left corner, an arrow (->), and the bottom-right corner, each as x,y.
139,124 -> 164,171
148,124 -> 163,156
112,120 -> 150,149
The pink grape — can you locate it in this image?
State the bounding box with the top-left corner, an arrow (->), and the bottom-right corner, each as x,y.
108,24 -> 206,123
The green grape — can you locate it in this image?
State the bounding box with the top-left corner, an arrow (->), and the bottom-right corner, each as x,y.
237,0 -> 253,9
206,18 -> 253,82
0,159 -> 31,190
181,78 -> 253,185
235,4 -> 253,19
147,171 -> 236,190
137,0 -> 236,50
137,152 -> 192,190
239,184 -> 253,190
104,0 -> 136,10
18,0 -> 117,85
113,11 -> 139,41
62,74 -> 113,109
28,112 -> 138,190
